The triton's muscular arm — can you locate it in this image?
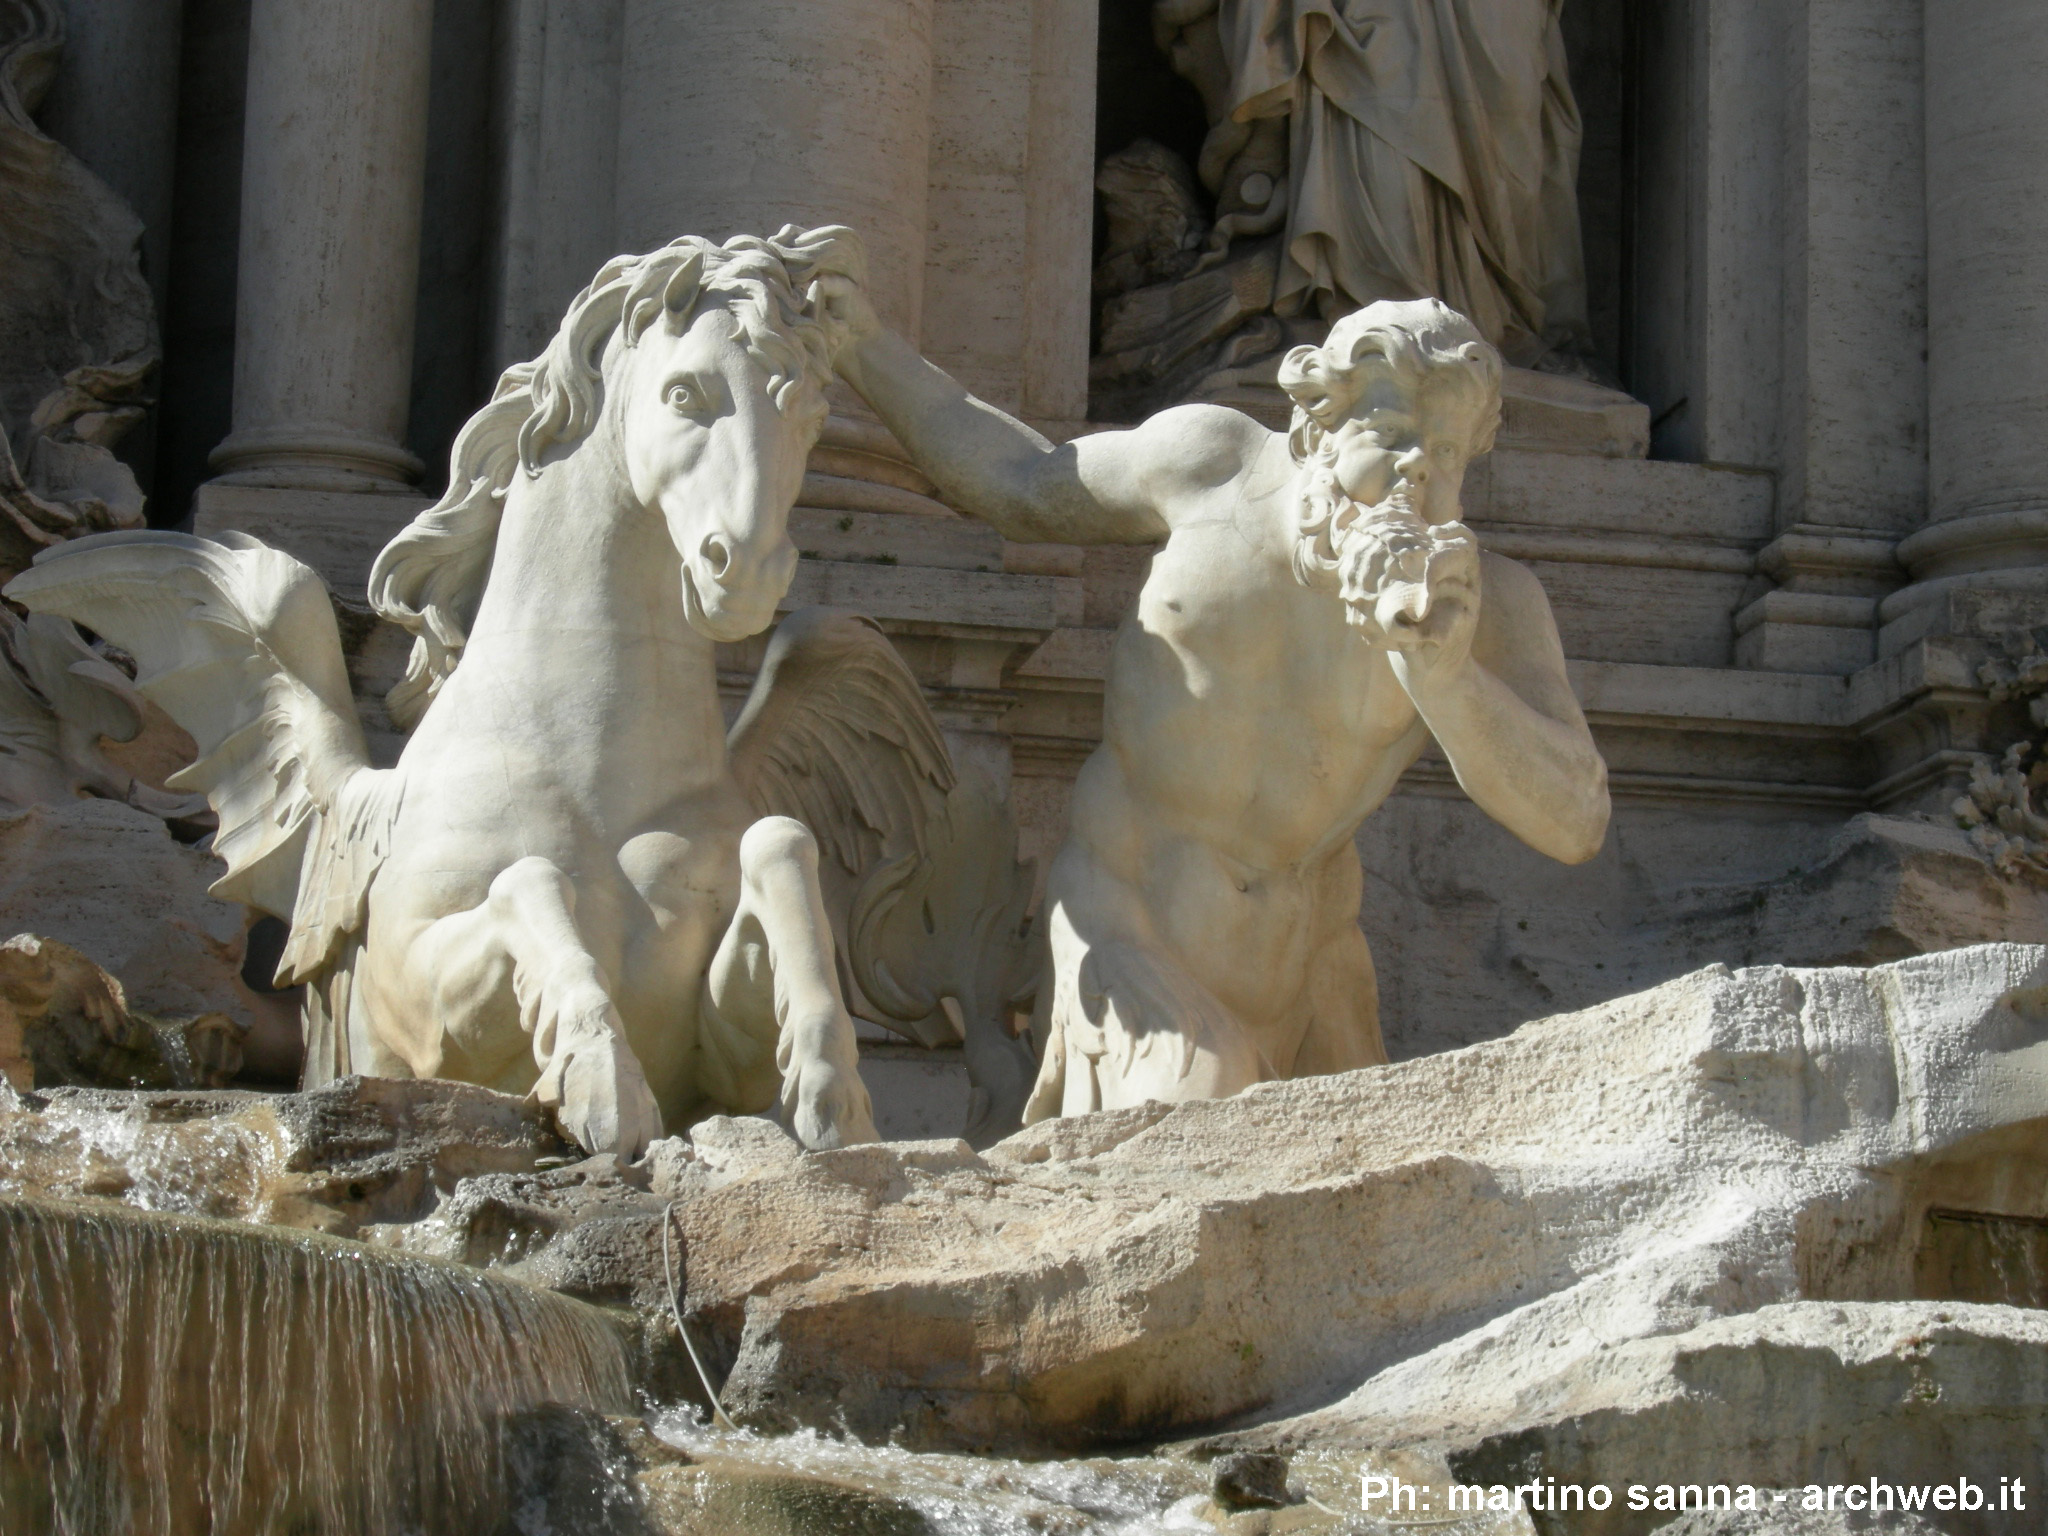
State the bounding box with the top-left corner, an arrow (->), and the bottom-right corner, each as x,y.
1399,553 -> 1611,864
823,279 -> 1253,545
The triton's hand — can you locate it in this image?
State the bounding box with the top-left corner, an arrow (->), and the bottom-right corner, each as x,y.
1335,501 -> 1481,683
811,272 -> 883,357
1383,520 -> 1480,683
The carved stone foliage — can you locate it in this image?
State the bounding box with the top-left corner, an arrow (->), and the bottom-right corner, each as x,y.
1954,626 -> 2048,880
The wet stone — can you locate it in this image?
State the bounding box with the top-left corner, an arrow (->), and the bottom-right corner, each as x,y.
1211,1450 -> 1297,1511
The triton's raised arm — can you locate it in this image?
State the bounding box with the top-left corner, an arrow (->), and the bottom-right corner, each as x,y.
822,277 -> 1255,546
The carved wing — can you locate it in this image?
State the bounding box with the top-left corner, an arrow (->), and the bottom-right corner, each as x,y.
726,607 -> 954,875
5,531 -> 396,978
726,608 -> 1041,1143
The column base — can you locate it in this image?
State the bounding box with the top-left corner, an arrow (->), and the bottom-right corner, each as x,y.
1878,508 -> 2048,655
1734,591 -> 1877,673
208,425 -> 424,493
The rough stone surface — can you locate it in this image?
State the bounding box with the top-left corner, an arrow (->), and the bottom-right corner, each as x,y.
0,799 -> 267,1028
0,1073 -> 570,1231
660,944 -> 2048,1451
0,932 -> 242,1091
1663,1509 -> 1943,1536
6,948 -> 2048,1506
1271,1302 -> 2047,1536
1368,810 -> 2048,1061
1209,1450 -> 1295,1512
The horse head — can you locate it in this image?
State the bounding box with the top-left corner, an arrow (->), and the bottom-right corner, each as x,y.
368,226 -> 868,721
603,229 -> 862,642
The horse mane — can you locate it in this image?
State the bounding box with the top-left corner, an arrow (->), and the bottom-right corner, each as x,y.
367,224 -> 865,731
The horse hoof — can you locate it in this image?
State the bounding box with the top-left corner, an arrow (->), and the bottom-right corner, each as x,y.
546,1033 -> 665,1161
785,1057 -> 879,1149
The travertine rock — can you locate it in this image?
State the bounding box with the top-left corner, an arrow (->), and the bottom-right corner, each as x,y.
0,1073 -> 569,1231
1664,1508 -> 1942,1536
1368,811 -> 2048,1063
0,933 -> 241,1091
0,799 -> 261,1027
5,947 -> 2045,1491
654,944 -> 2048,1450
1407,1304 -> 2041,1536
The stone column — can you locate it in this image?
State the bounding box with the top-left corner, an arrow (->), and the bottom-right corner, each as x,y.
208,0 -> 435,490
1735,0 -> 1924,675
612,0 -> 935,339
40,0 -> 185,326
1883,0 -> 2048,644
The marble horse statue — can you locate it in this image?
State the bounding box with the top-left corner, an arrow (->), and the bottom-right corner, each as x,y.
9,226 -> 1035,1157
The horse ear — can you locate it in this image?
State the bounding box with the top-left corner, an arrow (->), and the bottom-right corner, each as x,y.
659,247 -> 705,327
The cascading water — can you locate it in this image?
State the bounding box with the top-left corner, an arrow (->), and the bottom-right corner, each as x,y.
0,1196 -> 636,1535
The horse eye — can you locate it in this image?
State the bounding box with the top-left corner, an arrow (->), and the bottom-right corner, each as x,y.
665,381 -> 700,413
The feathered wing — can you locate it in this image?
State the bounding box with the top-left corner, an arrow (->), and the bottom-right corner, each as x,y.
726,607 -> 955,876
4,531 -> 398,981
727,608 -> 1040,1144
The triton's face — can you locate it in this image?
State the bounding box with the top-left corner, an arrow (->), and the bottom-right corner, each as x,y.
1327,374 -> 1482,526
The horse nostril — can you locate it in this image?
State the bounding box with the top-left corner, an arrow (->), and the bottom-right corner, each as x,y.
699,534 -> 731,581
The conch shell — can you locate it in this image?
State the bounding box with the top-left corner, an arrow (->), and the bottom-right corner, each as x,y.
1333,495 -> 1476,645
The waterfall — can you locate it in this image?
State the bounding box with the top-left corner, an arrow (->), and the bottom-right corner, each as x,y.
0,1196 -> 637,1534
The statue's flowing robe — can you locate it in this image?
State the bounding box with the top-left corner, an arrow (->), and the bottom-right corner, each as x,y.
1216,0 -> 1588,364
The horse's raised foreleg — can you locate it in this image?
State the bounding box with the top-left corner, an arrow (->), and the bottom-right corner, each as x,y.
698,817 -> 878,1148
409,855 -> 664,1159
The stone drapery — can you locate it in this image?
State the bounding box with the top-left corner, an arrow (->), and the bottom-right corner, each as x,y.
1214,0 -> 1588,366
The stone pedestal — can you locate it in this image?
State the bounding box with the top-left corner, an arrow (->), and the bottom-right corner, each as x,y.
1882,1 -> 2048,649
208,0 -> 435,491
1734,529 -> 1900,675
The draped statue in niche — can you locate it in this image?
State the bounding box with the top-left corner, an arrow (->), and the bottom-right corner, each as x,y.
1094,0 -> 1597,417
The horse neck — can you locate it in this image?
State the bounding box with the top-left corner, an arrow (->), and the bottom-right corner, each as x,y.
469,428 -> 682,636
459,424 -> 731,776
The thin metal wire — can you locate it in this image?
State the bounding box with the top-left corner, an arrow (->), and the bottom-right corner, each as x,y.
662,1202 -> 736,1432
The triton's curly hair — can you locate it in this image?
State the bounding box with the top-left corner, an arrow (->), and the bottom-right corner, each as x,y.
1279,298 -> 1501,590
